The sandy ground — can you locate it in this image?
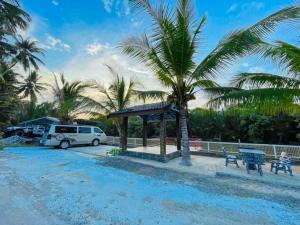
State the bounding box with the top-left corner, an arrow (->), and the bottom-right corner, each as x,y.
0,146 -> 299,225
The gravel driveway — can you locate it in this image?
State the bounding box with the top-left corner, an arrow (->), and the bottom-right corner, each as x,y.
0,147 -> 299,225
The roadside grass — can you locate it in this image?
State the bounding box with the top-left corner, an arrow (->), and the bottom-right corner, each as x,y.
107,147 -> 123,156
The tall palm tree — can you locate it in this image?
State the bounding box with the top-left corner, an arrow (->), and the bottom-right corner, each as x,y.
18,71 -> 47,105
122,0 -> 300,165
89,65 -> 165,135
0,0 -> 33,80
51,73 -> 93,123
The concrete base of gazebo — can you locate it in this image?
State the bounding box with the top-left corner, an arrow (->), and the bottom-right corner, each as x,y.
121,145 -> 180,163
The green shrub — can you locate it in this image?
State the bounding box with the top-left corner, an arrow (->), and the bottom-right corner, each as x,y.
108,148 -> 122,156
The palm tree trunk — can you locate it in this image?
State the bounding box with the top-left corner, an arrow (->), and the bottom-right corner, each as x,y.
180,102 -> 192,166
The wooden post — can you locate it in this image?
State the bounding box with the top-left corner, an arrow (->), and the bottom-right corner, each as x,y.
176,113 -> 181,151
121,117 -> 128,150
143,118 -> 147,147
160,113 -> 166,156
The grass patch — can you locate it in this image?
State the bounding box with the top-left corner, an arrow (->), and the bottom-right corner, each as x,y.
107,148 -> 123,156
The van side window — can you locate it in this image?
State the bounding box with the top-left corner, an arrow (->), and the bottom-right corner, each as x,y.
55,126 -> 77,133
94,128 -> 103,133
79,127 -> 92,134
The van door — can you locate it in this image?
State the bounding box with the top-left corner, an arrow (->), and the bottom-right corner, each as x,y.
93,127 -> 105,142
54,126 -> 78,145
78,127 -> 93,144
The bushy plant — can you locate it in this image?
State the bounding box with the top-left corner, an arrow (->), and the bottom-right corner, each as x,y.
108,148 -> 122,156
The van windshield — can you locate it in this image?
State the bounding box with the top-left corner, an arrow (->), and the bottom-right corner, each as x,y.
94,128 -> 103,133
55,126 -> 77,133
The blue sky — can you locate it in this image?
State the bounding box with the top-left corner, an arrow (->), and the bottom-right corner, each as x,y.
20,0 -> 297,107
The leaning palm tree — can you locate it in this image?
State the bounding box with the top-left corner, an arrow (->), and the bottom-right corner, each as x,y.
122,0 -> 300,165
18,71 -> 47,105
89,65 -> 165,135
51,73 -> 94,123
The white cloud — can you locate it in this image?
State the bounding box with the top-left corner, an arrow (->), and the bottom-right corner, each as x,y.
242,2 -> 265,11
52,0 -> 59,6
44,35 -> 71,51
131,18 -> 141,27
227,2 -> 265,15
227,3 -> 238,13
85,42 -> 111,56
102,0 -> 113,13
101,0 -> 130,16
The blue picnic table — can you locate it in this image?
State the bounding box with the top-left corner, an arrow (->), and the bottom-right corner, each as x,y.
239,148 -> 266,175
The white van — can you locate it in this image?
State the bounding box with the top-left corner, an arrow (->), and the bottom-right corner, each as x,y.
42,125 -> 107,149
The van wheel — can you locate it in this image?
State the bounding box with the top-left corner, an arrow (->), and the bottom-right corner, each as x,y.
59,140 -> 70,149
92,139 -> 100,146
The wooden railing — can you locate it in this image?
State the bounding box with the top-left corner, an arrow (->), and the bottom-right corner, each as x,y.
105,136 -> 300,159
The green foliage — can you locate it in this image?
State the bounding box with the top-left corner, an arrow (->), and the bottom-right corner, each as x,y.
108,148 -> 122,156
0,143 -> 4,151
89,65 -> 165,135
96,108 -> 299,144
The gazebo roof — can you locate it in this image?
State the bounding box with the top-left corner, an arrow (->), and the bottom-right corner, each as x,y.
18,116 -> 61,126
108,102 -> 178,122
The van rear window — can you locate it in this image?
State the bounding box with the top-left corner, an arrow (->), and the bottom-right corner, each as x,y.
55,126 -> 77,133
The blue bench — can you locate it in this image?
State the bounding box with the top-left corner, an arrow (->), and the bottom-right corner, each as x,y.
222,147 -> 239,168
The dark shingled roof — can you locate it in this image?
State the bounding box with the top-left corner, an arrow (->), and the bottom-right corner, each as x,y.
108,102 -> 178,121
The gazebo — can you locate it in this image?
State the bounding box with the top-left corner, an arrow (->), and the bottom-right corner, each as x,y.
108,102 -> 181,162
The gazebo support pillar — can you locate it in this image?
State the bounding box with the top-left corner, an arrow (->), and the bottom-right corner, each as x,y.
160,113 -> 166,156
176,113 -> 181,151
143,118 -> 147,147
121,117 -> 128,150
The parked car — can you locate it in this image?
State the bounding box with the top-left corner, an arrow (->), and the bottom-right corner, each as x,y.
41,125 -> 107,149
3,126 -> 27,137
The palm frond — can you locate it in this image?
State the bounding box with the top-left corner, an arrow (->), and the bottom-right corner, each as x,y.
231,72 -> 300,88
263,41 -> 300,77
193,5 -> 300,80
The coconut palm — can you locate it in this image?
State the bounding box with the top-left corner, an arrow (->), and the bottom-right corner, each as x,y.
0,0 -> 30,34
0,62 -> 19,130
207,40 -> 300,114
122,0 -> 300,165
89,65 -> 166,135
0,0 -> 30,58
264,41 -> 300,78
51,73 -> 94,123
18,71 -> 47,105
207,73 -> 300,114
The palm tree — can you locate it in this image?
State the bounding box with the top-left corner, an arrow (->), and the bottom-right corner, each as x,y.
207,41 -> 300,114
0,0 -> 33,80
89,65 -> 165,135
18,71 -> 47,106
51,73 -> 93,123
0,0 -> 30,34
122,0 -> 300,165
0,62 -> 19,130
207,73 -> 300,114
